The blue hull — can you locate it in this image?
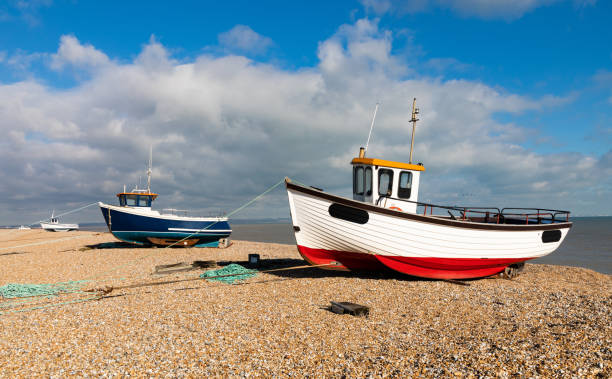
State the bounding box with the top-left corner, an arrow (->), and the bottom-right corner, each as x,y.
100,205 -> 231,246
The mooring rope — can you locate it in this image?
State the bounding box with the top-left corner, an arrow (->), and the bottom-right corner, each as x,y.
34,202 -> 99,226
0,263 -> 337,316
88,262 -> 336,295
1,295 -> 102,315
0,202 -> 99,238
89,178 -> 286,279
0,233 -> 95,251
0,179 -> 289,315
163,178 -> 286,248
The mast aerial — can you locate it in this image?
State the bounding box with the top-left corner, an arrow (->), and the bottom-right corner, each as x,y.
364,102 -> 380,157
408,98 -> 420,164
147,146 -> 152,193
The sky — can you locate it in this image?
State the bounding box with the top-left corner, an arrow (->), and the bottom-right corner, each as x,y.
0,0 -> 611,225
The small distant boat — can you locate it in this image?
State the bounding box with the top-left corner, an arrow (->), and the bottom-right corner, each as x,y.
98,148 -> 231,247
40,211 -> 79,232
285,99 -> 572,279
17,225 -> 31,230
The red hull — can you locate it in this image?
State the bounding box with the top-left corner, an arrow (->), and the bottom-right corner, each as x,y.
297,245 -> 533,279
296,246 -> 388,271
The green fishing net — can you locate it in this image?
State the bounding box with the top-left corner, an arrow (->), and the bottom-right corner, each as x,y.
199,264 -> 257,284
0,281 -> 87,299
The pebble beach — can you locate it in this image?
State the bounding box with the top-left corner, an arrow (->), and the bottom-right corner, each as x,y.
0,230 -> 610,377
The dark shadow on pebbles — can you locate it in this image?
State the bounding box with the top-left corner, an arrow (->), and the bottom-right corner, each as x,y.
0,251 -> 28,257
216,258 -> 428,282
83,242 -> 149,250
85,241 -> 207,250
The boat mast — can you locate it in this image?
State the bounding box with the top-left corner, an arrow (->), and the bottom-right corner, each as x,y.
409,98 -> 420,164
147,146 -> 152,193
364,102 -> 380,157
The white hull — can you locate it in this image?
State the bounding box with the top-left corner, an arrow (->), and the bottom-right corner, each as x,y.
40,222 -> 79,232
286,180 -> 572,279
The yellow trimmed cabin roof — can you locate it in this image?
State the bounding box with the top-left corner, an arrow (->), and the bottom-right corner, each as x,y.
116,192 -> 159,200
351,157 -> 425,172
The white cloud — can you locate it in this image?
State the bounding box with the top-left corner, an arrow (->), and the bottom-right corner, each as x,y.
593,69 -> 612,84
360,0 -> 393,14
6,0 -> 53,26
50,35 -> 110,70
218,25 -> 274,55
592,69 -> 612,104
135,35 -> 177,71
437,0 -> 558,20
3,49 -> 45,73
0,18 -> 608,224
13,0 -> 53,11
574,0 -> 597,9
360,0 -> 595,20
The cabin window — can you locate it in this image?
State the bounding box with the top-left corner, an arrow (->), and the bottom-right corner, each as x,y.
126,195 -> 138,206
398,171 -> 413,199
378,169 -> 393,196
354,166 -> 364,195
138,196 -> 151,207
119,196 -> 126,206
364,167 -> 372,196
354,166 -> 373,197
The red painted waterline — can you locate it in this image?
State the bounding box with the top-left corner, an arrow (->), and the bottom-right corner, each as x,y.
297,245 -> 534,280
296,245 -> 388,271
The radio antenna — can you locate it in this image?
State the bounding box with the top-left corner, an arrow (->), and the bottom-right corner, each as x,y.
409,98 -> 419,164
147,146 -> 152,193
364,102 -> 379,156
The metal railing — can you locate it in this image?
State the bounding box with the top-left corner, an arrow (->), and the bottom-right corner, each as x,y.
500,208 -> 570,224
161,208 -> 189,216
376,196 -> 570,224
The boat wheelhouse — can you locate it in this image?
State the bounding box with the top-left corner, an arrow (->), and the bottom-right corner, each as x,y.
285,99 -> 572,279
116,190 -> 158,208
351,154 -> 425,214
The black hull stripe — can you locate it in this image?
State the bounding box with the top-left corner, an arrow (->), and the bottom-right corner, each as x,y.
286,181 -> 572,232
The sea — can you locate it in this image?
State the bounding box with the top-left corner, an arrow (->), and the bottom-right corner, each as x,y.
530,217 -> 612,275
16,217 -> 611,275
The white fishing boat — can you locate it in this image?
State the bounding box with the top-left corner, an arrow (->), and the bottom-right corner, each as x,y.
285,99 -> 572,279
40,211 -> 79,232
17,225 -> 31,230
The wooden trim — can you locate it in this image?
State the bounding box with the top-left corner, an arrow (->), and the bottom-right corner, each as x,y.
351,157 -> 426,171
286,180 -> 572,232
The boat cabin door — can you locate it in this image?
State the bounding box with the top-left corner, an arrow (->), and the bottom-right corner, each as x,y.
353,165 -> 373,203
375,168 -> 420,213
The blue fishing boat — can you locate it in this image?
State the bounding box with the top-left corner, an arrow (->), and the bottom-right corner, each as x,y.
99,150 -> 231,247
